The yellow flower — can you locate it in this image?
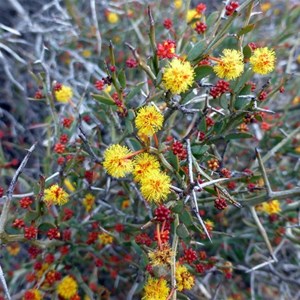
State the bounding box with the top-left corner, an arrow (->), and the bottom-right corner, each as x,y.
140,170 -> 171,203
213,49 -> 244,80
174,0 -> 182,9
205,220 -> 214,231
55,85 -> 73,103
82,49 -> 92,58
64,178 -> 75,192
57,276 -> 78,299
142,277 -> 170,300
297,54 -> 300,64
98,233 -> 114,245
133,153 -> 160,182
148,244 -> 174,266
261,2 -> 272,13
295,145 -> 300,153
186,9 -> 201,23
103,144 -> 134,178
135,106 -> 164,137
163,58 -> 195,94
106,11 -> 119,24
293,96 -> 300,105
82,193 -> 95,212
249,47 -> 276,75
175,263 -> 195,291
36,263 -> 49,279
23,289 -> 42,300
44,184 -> 69,206
261,200 -> 281,215
6,243 -> 20,256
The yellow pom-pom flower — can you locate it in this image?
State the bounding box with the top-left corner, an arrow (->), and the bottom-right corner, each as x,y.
249,47 -> 276,75
186,9 -> 201,23
163,58 -> 195,94
174,0 -> 182,9
261,200 -> 281,215
103,144 -> 134,178
98,233 -> 114,245
175,263 -> 195,291
148,244 -> 174,266
213,49 -> 244,80
23,289 -> 42,300
140,170 -> 171,203
44,184 -> 69,206
106,11 -> 119,24
135,106 -> 164,137
142,277 -> 170,300
133,153 -> 160,182
82,193 -> 95,212
57,276 -> 78,299
55,85 -> 73,103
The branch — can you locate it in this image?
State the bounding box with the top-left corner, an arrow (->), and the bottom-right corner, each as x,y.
0,142 -> 37,235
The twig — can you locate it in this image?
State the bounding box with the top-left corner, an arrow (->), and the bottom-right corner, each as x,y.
249,206 -> 277,261
0,264 -> 11,300
90,0 -> 102,56
0,142 -> 37,234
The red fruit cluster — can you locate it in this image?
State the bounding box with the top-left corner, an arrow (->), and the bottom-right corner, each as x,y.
86,232 -> 98,245
247,81 -> 256,91
154,229 -> 169,244
20,196 -> 33,209
95,80 -> 105,91
45,270 -> 61,285
163,18 -> 173,29
210,80 -> 230,98
157,40 -> 176,59
62,117 -> 74,128
53,82 -> 62,91
195,22 -> 207,34
110,65 -> 116,72
47,228 -> 60,240
184,248 -> 197,264
198,58 -> 211,66
0,186 -> 4,197
227,181 -> 236,190
60,134 -> 69,144
154,205 -> 171,222
196,3 -> 207,14
126,58 -> 138,68
172,140 -> 187,160
27,246 -> 41,259
225,1 -> 239,16
85,170 -> 94,184
63,229 -> 71,241
248,42 -> 258,51
45,253 -> 55,264
258,91 -> 268,101
135,233 -> 152,247
214,197 -> 228,210
24,225 -> 38,240
206,116 -> 215,127
220,168 -> 231,178
34,90 -> 43,99
13,218 -> 25,228
54,143 -> 65,154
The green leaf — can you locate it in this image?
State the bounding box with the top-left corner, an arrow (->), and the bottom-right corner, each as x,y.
38,222 -> 56,233
24,210 -> 40,223
127,137 -> 143,151
126,82 -> 144,100
125,117 -> 134,134
191,145 -> 209,157
166,152 -> 179,172
176,224 -> 190,239
172,202 -> 184,214
91,93 -> 116,106
206,11 -> 219,30
194,65 -> 213,81
213,120 -> 224,134
118,69 -> 126,89
237,23 -> 255,36
198,116 -> 207,132
243,45 -> 252,60
225,132 -> 253,140
187,40 -> 206,61
180,209 -> 193,226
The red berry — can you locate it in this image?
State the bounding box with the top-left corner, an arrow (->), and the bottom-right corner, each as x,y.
34,90 -> 43,99
0,187 -> 4,198
184,248 -> 197,264
196,3 -> 207,14
84,170 -> 94,184
12,218 -> 25,228
225,1 -> 239,16
54,82 -> 62,91
59,134 -> 69,144
126,58 -> 138,68
163,18 -> 173,29
62,117 -> 73,128
20,196 -> 33,209
54,143 -> 65,154
47,228 -> 60,240
214,197 -> 228,210
196,263 -> 206,274
154,205 -> 171,222
195,22 -> 207,34
24,225 -> 38,240
258,91 -> 268,101
135,233 -> 152,246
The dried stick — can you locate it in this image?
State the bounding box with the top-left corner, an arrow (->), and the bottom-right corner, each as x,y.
0,142 -> 37,235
